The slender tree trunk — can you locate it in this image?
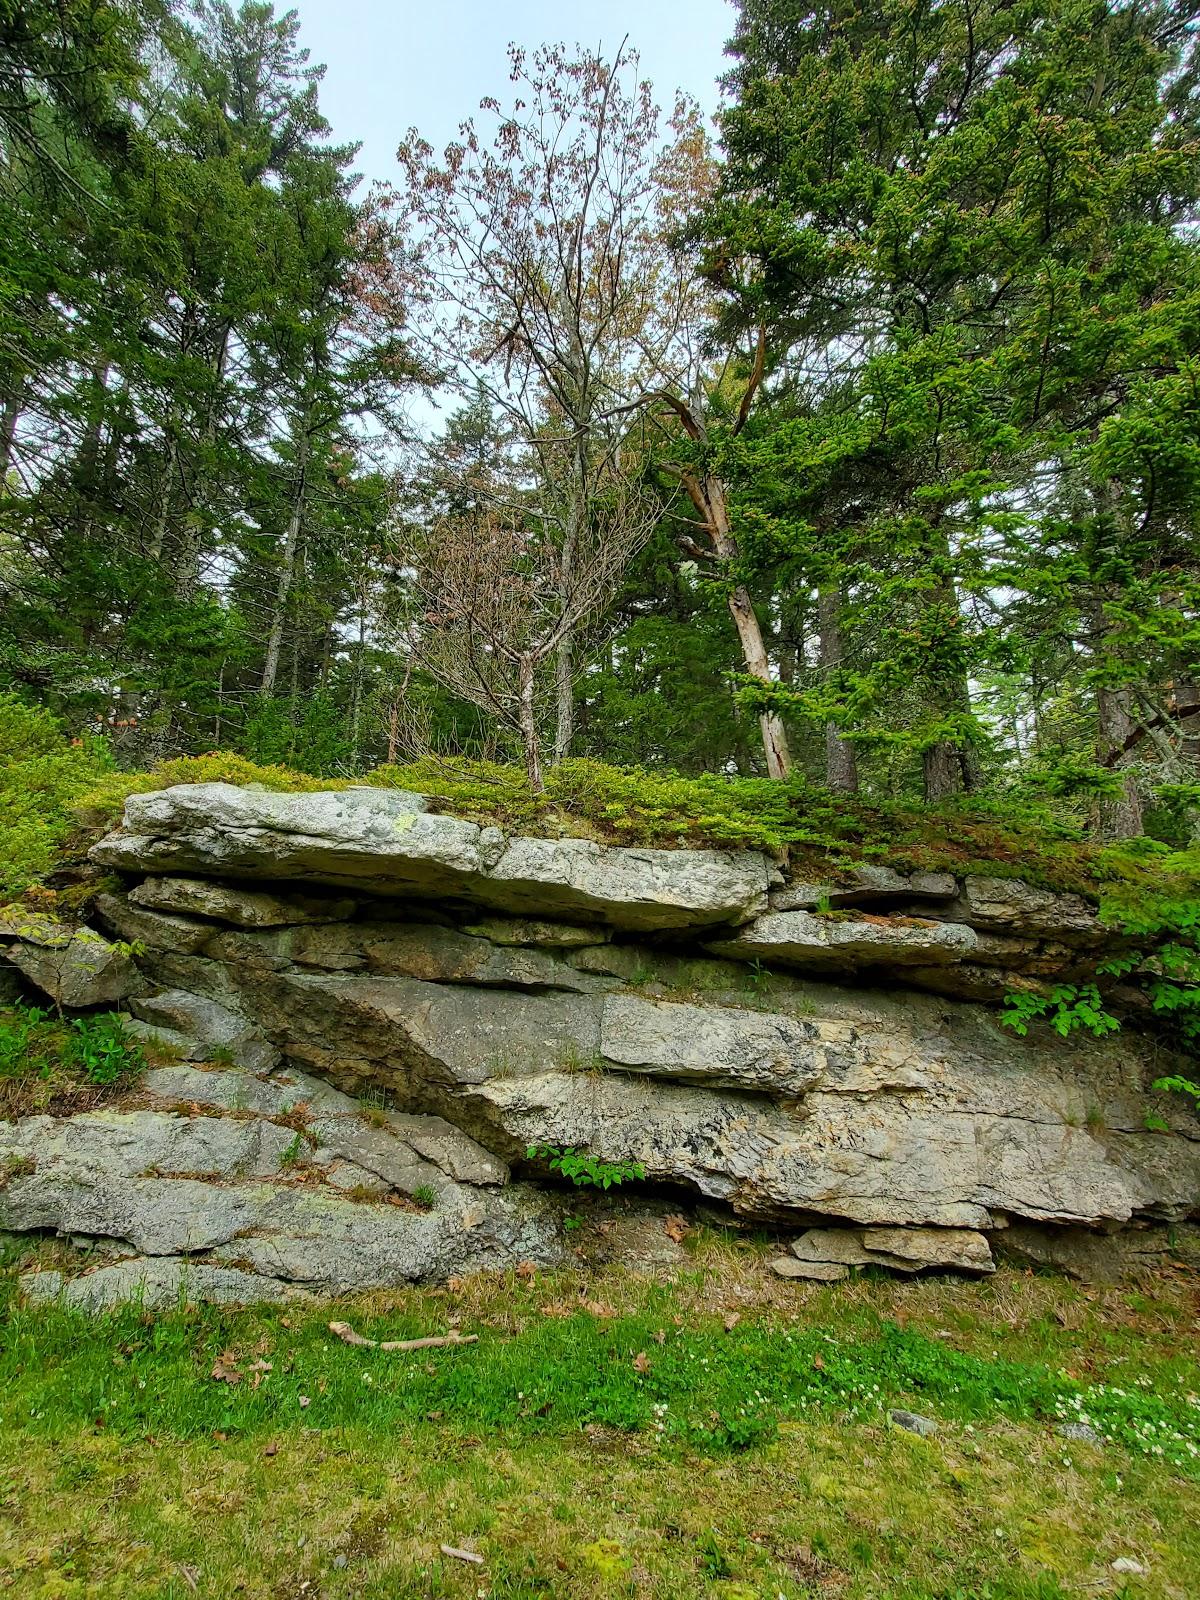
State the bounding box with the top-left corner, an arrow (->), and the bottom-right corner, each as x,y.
261,428 -> 309,698
1176,671 -> 1200,774
518,655 -> 544,792
554,430 -> 588,763
1095,681 -> 1144,840
0,381 -> 23,483
818,587 -> 858,793
701,474 -> 791,780
1088,488 -> 1144,841
1177,670 -> 1200,845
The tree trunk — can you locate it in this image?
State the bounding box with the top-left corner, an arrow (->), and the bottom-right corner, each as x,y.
1176,671 -> 1200,775
701,474 -> 791,780
923,741 -> 965,804
725,583 -> 791,779
554,633 -> 573,762
554,429 -> 588,763
817,587 -> 858,793
518,655 -> 544,792
1095,680 -> 1144,840
261,428 -> 309,698
0,381 -> 23,483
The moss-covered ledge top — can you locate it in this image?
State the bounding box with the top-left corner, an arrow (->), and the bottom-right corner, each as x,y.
91,782 -> 777,933
77,753 -> 1200,921
89,781 -> 1133,972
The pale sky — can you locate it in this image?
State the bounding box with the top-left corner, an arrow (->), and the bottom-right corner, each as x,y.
294,0 -> 736,191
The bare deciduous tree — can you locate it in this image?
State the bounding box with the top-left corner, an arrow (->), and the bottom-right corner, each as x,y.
392,459 -> 656,789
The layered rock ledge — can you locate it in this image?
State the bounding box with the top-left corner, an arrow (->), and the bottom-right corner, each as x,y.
0,781 -> 1195,1307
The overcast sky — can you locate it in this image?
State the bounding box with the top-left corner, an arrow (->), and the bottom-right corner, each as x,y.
294,0 -> 736,191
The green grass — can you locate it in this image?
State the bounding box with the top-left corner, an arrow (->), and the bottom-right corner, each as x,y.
1,1255 -> 1198,1597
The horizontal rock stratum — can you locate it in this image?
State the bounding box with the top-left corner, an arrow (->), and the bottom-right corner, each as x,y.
0,781 -> 1194,1307
90,784 -> 774,932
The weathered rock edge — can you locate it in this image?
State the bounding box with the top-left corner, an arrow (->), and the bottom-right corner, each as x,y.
90,784 -> 773,933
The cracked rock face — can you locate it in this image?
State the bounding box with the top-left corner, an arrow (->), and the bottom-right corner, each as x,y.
2,1069 -> 561,1305
2,782 -> 1194,1306
1,910 -> 138,1008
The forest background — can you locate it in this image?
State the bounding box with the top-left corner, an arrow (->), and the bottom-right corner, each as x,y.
2,0 -> 1200,858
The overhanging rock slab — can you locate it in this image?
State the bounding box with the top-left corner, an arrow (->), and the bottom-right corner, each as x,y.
92,784 -> 772,932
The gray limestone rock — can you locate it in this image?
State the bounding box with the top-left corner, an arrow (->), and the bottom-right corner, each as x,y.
600,993 -> 826,1094
949,876 -> 1101,944
130,989 -> 280,1072
94,892 -> 213,955
790,1225 -> 994,1275
0,1108 -> 298,1185
130,875 -> 357,927
92,784 -> 771,931
142,1061 -> 358,1116
770,866 -> 958,912
461,916 -> 610,949
707,910 -> 978,972
770,1256 -> 848,1281
5,923 -> 138,1008
889,1409 -> 939,1437
21,1257 -> 307,1310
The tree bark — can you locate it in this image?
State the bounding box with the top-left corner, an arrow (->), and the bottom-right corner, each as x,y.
1095,680 -> 1144,840
817,587 -> 858,793
261,427 -> 309,698
697,473 -> 791,780
0,381 -> 23,483
518,654 -> 544,792
923,741 -> 965,804
553,427 -> 588,763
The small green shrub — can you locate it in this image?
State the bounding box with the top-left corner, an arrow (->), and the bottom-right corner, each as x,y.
526,1143 -> 645,1190
0,1003 -> 145,1111
1000,984 -> 1121,1040
278,1133 -> 306,1169
412,1183 -> 437,1207
63,1012 -> 146,1086
0,695 -> 113,896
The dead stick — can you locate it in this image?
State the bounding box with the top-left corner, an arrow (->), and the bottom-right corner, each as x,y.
440,1544 -> 484,1565
328,1321 -> 478,1352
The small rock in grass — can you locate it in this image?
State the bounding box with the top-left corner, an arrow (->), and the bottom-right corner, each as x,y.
1057,1421 -> 1102,1444
770,1256 -> 849,1282
1110,1557 -> 1147,1576
888,1409 -> 938,1437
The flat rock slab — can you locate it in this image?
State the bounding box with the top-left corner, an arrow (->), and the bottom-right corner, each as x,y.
708,910 -> 978,971
142,1060 -> 358,1116
770,1256 -> 848,1281
600,993 -> 826,1095
791,1225 -> 995,1274
131,876 -> 358,928
91,784 -> 771,932
771,867 -> 958,912
2,1130 -> 561,1295
22,1257 -> 307,1311
0,1108 -> 299,1184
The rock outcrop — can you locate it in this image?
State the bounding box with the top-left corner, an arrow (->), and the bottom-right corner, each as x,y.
0,781 -> 1195,1307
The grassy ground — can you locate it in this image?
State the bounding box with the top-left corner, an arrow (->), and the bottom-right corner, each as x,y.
2,1235 -> 1198,1599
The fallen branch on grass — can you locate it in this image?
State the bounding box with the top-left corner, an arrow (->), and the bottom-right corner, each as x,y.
328,1320 -> 478,1352
440,1544 -> 484,1565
